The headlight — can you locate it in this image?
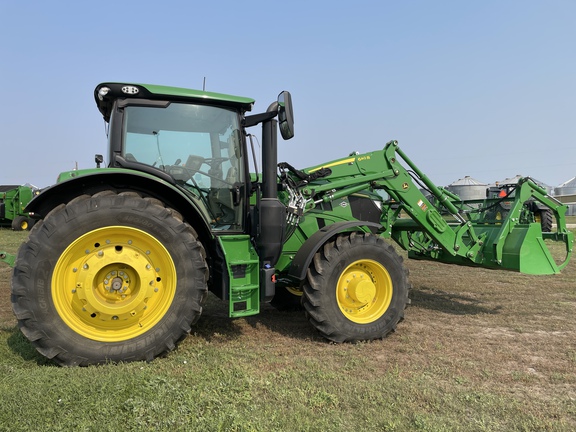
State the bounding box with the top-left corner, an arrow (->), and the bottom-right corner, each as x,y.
121,85 -> 139,95
97,86 -> 110,101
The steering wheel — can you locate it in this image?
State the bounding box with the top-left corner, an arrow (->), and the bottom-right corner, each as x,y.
203,157 -> 227,166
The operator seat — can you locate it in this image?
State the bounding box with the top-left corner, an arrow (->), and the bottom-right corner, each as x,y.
184,155 -> 204,175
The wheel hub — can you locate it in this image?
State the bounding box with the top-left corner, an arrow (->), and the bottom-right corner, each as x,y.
52,226 -> 177,342
336,259 -> 393,324
109,276 -> 124,292
347,277 -> 376,304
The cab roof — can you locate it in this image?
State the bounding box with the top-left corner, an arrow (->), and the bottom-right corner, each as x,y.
94,82 -> 255,122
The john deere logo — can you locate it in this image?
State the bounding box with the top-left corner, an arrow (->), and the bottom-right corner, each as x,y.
402,183 -> 409,190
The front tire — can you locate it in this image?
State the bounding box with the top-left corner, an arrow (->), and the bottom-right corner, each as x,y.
11,191 -> 208,366
536,209 -> 553,233
302,232 -> 409,342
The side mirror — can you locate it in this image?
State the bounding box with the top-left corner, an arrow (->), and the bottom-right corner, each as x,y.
277,91 -> 294,140
95,154 -> 104,168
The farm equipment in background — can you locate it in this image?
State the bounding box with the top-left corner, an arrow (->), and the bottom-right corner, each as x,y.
0,185 -> 38,231
485,182 -> 554,233
3,82 -> 573,365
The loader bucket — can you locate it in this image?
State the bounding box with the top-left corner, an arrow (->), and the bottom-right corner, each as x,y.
467,177 -> 573,275
487,178 -> 574,275
402,191 -> 573,276
497,223 -> 565,275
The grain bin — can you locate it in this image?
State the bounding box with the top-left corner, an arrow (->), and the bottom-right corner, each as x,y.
446,176 -> 487,201
554,177 -> 576,216
554,177 -> 576,196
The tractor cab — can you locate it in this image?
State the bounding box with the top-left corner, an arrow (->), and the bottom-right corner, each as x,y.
95,83 -> 255,231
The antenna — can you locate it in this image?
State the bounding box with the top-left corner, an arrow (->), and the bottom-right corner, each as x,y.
203,77 -> 206,91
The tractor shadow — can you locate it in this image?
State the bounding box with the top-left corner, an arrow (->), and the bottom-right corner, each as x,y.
194,295 -> 320,343
3,297 -> 320,365
5,328 -> 56,366
194,287 -> 504,343
4,288 -> 503,365
409,287 -> 502,316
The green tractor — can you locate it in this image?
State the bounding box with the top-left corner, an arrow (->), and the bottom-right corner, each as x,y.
0,185 -> 37,231
5,83 -> 573,366
485,181 -> 554,232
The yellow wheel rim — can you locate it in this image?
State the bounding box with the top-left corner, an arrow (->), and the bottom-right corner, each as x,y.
286,286 -> 303,297
21,220 -> 29,230
52,226 -> 177,342
336,259 -> 393,324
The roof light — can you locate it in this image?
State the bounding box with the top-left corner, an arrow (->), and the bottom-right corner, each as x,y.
121,85 -> 139,95
97,86 -> 110,101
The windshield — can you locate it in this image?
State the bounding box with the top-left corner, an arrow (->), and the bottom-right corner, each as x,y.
122,103 -> 244,231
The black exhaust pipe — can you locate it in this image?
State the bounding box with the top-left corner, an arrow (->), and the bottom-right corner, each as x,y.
257,102 -> 286,268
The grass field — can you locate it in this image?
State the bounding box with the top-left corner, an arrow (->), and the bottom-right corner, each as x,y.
0,228 -> 575,431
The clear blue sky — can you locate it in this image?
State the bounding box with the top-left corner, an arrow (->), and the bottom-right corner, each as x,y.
1,1 -> 574,189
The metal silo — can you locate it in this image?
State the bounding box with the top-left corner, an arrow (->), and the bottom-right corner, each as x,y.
554,177 -> 576,196
446,176 -> 487,201
554,177 -> 576,216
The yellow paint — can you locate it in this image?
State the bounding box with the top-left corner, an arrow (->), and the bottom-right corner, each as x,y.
308,157 -> 356,172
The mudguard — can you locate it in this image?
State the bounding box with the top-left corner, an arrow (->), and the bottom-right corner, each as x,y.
25,169 -> 213,241
287,220 -> 382,282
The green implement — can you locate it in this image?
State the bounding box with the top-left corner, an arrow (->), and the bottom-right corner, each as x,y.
0,251 -> 15,267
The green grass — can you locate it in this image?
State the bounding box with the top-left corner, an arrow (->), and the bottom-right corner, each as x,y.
1,228 -> 575,431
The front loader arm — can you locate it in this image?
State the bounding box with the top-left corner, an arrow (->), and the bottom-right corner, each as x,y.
301,140 -> 479,259
296,140 -> 573,275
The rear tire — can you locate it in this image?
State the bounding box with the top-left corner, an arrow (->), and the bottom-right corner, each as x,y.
11,191 -> 208,366
302,232 -> 409,342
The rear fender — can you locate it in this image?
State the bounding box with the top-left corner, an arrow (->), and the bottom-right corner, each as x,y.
26,170 -> 212,244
